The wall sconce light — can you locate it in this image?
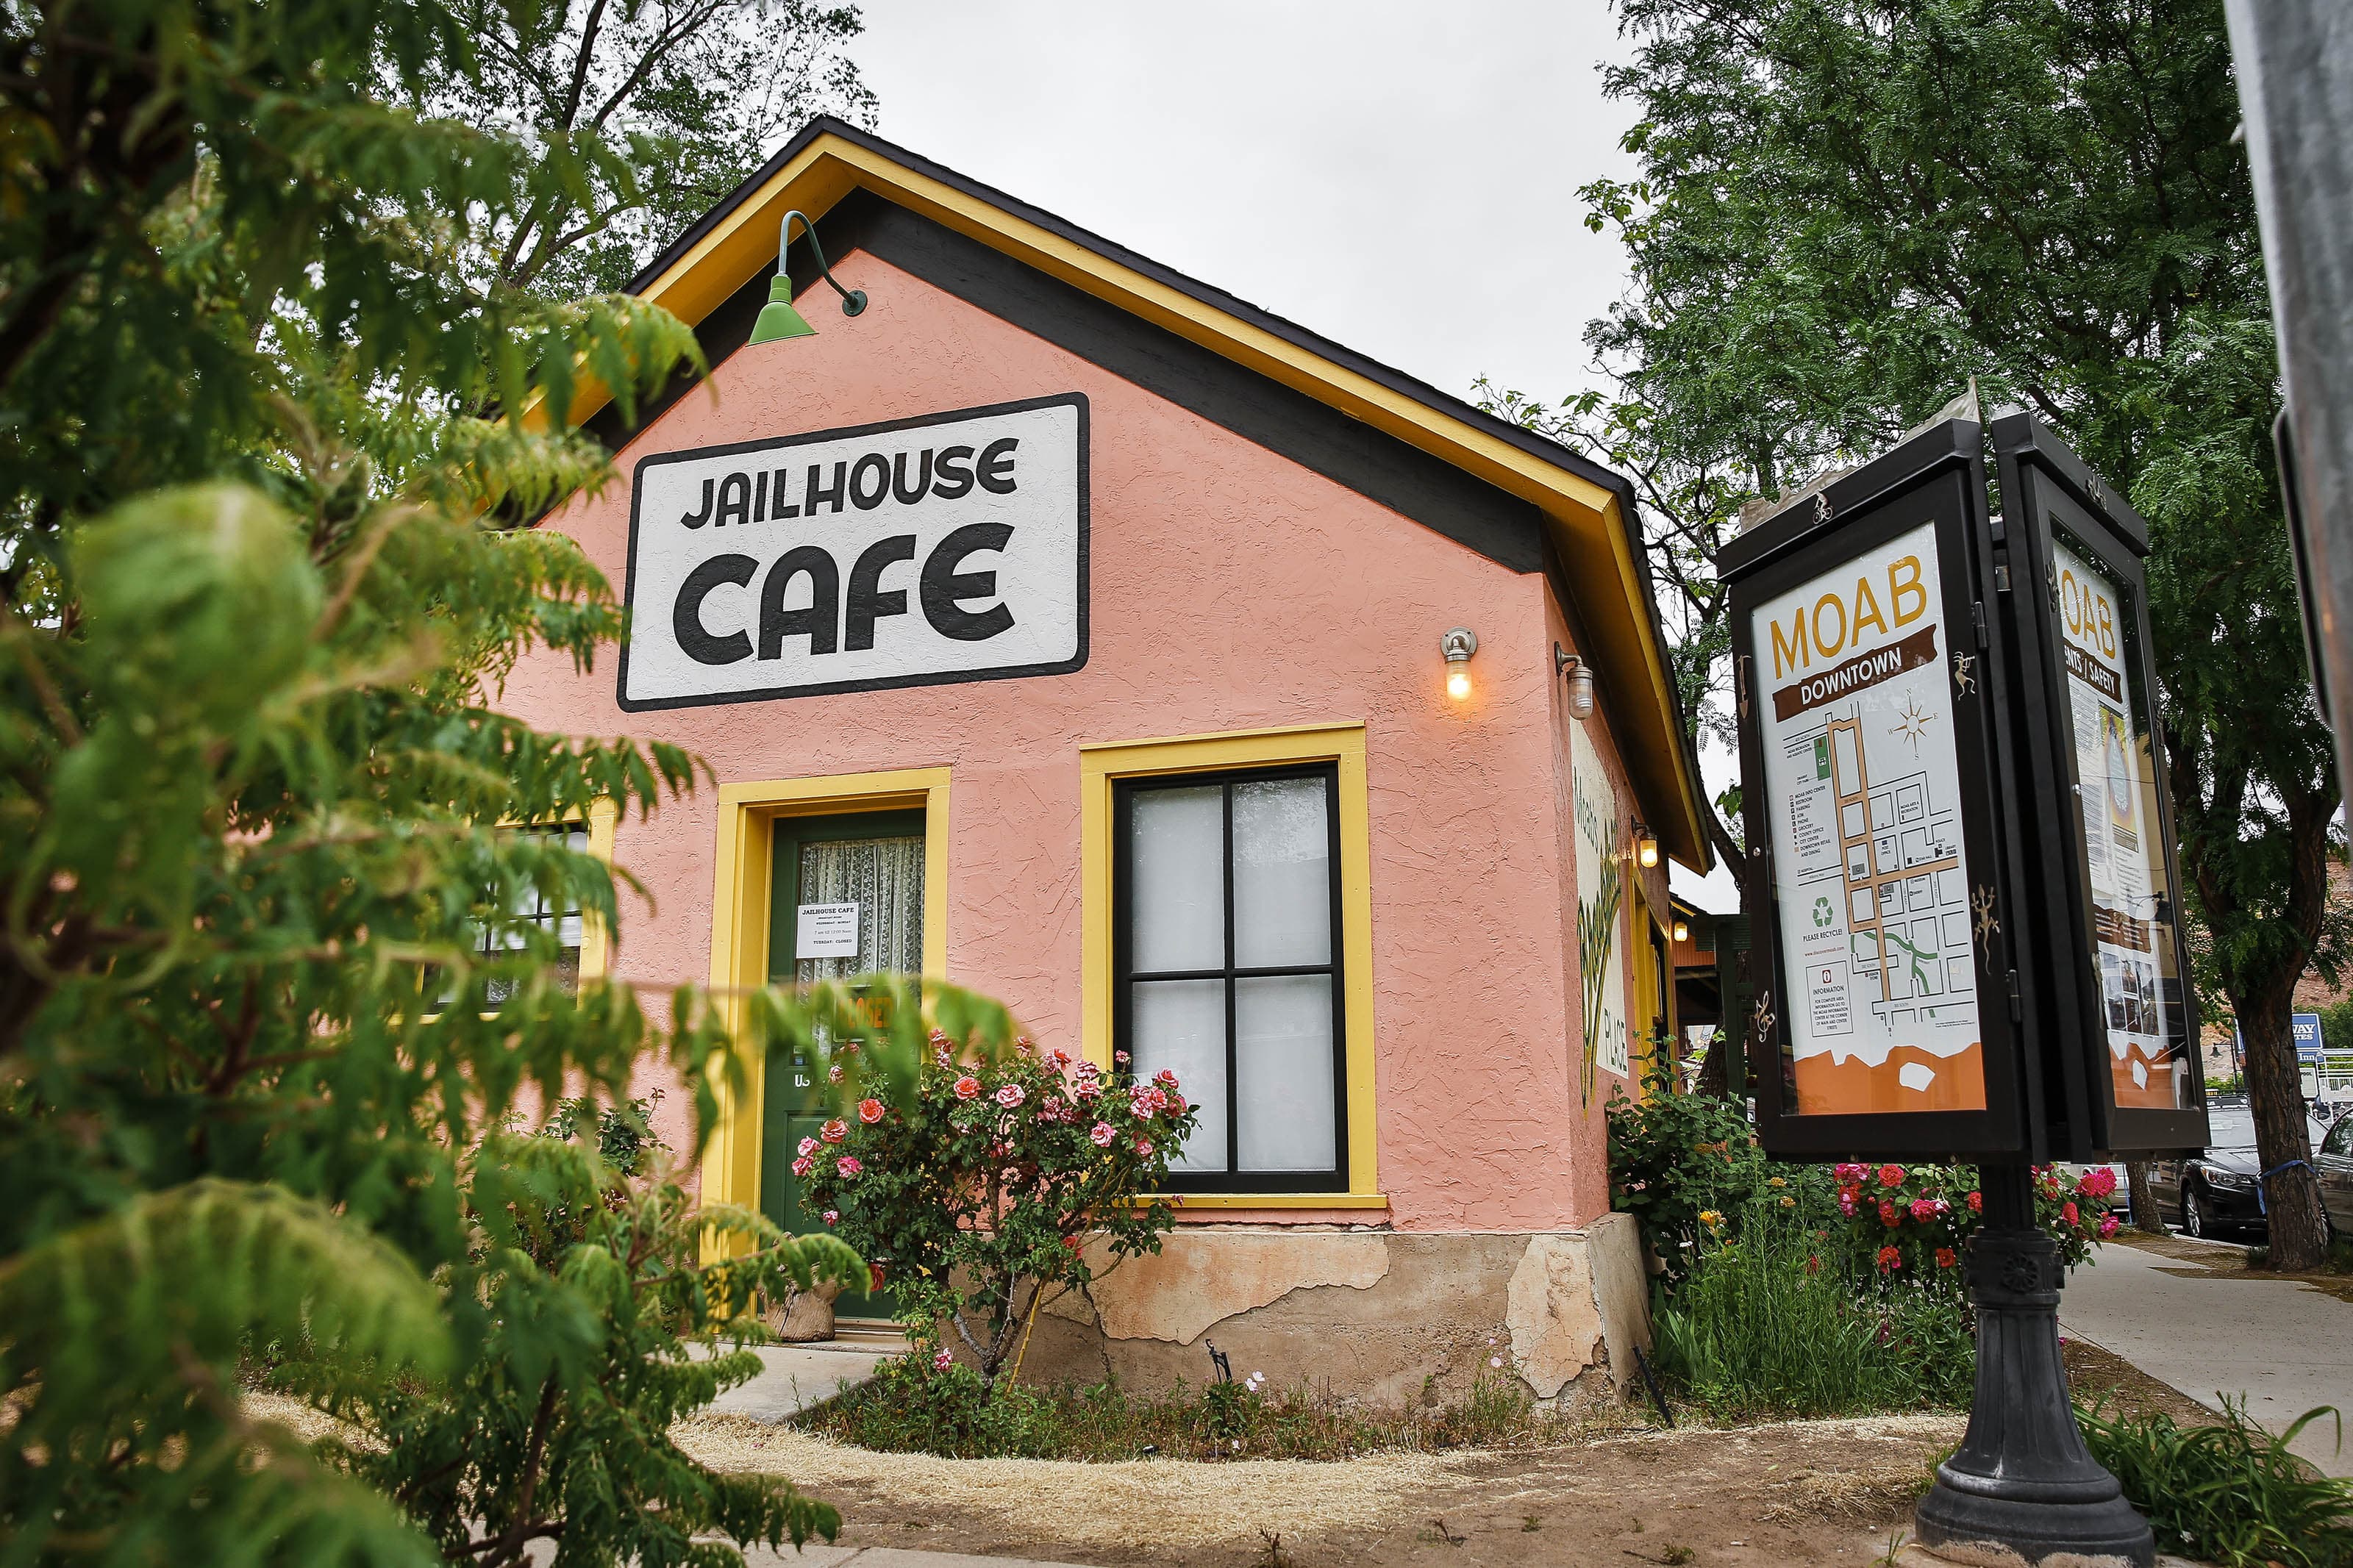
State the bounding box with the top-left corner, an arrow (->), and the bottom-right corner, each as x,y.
749,210 -> 868,346
1440,627 -> 1478,701
1672,917 -> 1691,943
1554,644 -> 1596,720
1633,823 -> 1660,869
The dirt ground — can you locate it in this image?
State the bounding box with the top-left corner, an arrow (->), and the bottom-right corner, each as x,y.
678,1344 -> 2207,1568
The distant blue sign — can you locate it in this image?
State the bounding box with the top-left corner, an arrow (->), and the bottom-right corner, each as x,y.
2295,1012 -> 2325,1062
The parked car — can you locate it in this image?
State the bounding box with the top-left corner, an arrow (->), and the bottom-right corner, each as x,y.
2315,1109 -> 2353,1238
2148,1101 -> 2265,1239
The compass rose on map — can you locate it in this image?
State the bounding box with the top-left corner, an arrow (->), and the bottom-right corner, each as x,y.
1890,692 -> 1935,753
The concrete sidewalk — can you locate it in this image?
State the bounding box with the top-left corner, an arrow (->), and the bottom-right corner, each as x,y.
701,1341 -> 896,1425
2059,1241 -> 2353,1475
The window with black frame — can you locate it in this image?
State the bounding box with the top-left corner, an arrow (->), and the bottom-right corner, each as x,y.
1114,764 -> 1346,1192
457,823 -> 589,1006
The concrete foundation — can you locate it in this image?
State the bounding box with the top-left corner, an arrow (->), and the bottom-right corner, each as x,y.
1011,1214 -> 1651,1408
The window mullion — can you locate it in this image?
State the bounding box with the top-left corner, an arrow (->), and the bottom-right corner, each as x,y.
1222,779 -> 1239,1178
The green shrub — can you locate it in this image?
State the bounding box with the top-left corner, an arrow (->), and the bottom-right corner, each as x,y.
1607,1050 -> 1761,1292
2078,1398 -> 2353,1568
1654,1184 -> 1975,1420
801,1032 -> 1197,1389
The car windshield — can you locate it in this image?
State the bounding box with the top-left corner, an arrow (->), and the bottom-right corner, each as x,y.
2204,1106 -> 2257,1151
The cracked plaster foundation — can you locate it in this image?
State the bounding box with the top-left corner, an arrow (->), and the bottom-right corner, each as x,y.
1019,1214 -> 1649,1408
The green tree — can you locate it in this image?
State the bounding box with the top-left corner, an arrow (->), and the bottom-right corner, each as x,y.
415,0 -> 876,298
1502,0 -> 2343,1267
0,0 -> 884,1558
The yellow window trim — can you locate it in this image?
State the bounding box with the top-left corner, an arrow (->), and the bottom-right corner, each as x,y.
697,767 -> 951,1227
1079,721 -> 1379,1203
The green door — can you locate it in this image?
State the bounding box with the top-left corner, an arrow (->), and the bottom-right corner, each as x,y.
760,809 -> 924,1321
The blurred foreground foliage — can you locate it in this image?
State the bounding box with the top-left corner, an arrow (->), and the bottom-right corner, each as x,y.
0,0 -> 917,1561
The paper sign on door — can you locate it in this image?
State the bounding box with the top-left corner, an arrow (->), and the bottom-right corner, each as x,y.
796,903 -> 861,959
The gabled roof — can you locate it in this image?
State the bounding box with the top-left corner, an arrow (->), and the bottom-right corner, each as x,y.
574,116 -> 1710,872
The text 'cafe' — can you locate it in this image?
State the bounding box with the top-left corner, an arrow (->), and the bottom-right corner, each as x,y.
507,119 -> 1714,1403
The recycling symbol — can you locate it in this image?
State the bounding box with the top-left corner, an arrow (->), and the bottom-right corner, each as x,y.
1811,896 -> 1835,930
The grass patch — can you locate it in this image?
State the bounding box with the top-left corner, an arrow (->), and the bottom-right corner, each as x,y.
2078,1397 -> 2353,1567
1652,1193 -> 1974,1421
799,1354 -> 1599,1461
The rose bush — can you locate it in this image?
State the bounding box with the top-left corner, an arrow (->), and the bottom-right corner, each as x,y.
1833,1161 -> 2118,1283
800,1034 -> 1198,1392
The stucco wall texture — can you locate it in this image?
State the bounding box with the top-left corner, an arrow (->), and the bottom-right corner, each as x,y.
503,246 -> 1672,1234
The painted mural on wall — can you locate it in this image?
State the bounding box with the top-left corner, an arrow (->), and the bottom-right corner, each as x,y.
1572,717 -> 1629,1104
618,393 -> 1088,710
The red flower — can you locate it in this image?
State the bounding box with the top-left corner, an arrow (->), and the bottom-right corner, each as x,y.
1154,1068 -> 1180,1089
953,1075 -> 982,1101
2078,1167 -> 2118,1199
1062,1234 -> 1084,1253
1877,1164 -> 1907,1189
857,1098 -> 885,1124
1879,1200 -> 1900,1228
1804,1254 -> 1822,1275
820,1119 -> 849,1144
1876,1245 -> 1902,1272
868,1262 -> 887,1292
1910,1197 -> 1946,1222
1935,1247 -> 1958,1269
2062,1200 -> 2079,1227
1967,1190 -> 1983,1214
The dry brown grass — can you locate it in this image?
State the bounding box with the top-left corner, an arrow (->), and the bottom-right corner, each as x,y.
674,1413 -> 1482,1547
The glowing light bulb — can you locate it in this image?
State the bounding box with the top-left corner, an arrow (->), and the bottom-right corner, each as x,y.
1438,627 -> 1477,702
1446,663 -> 1472,701
1673,920 -> 1690,943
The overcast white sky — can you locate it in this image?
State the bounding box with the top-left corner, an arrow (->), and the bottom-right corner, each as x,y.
854,1 -> 1641,409
852,3 -> 1740,903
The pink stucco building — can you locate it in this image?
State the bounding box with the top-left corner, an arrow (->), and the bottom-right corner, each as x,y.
514,121 -> 1712,1404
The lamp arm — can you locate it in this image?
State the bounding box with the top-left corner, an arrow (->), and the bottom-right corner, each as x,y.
778,210 -> 868,317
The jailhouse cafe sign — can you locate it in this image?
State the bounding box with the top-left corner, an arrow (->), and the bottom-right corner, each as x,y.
618,393 -> 1088,710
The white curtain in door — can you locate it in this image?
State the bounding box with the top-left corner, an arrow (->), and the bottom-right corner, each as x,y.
796,835 -> 925,981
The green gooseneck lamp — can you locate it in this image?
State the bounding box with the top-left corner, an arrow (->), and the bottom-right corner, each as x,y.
748,210 -> 868,345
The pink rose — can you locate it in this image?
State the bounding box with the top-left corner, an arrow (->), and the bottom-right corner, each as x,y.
790,1155 -> 814,1177
995,1084 -> 1026,1108
1834,1161 -> 1867,1182
1168,1092 -> 1188,1114
1049,1048 -> 1071,1068
1910,1198 -> 1944,1222
820,1119 -> 848,1143
1132,1097 -> 1156,1120
1838,1189 -> 1858,1217
1114,1050 -> 1130,1064
933,1348 -> 954,1371
1154,1068 -> 1179,1089
797,1136 -> 820,1157
827,1064 -> 845,1084
2079,1167 -> 2118,1198
2062,1200 -> 2079,1226
929,1028 -> 951,1047
837,1156 -> 863,1178
822,1209 -> 839,1225
954,1075 -> 981,1100
1043,1095 -> 1066,1119
858,1097 -> 885,1124
1075,1081 -> 1102,1101
1090,1122 -> 1115,1148
1133,1136 -> 1154,1156
2099,1213 -> 2120,1239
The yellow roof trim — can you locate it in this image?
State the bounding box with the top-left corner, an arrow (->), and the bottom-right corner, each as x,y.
571,131 -> 1710,870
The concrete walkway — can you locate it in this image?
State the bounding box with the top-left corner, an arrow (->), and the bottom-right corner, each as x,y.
2059,1242 -> 2353,1475
702,1340 -> 897,1425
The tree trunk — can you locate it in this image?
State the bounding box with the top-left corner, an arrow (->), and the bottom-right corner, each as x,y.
1694,1030 -> 1731,1098
2124,1159 -> 2165,1235
2235,987 -> 2329,1270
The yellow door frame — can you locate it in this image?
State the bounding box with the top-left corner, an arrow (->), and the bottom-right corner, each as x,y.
696,767 -> 951,1223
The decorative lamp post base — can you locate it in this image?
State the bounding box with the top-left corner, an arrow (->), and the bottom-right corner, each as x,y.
1913,1164 -> 2153,1567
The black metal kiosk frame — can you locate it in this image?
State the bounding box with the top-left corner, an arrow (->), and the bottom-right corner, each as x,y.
1718,414 -> 2209,1568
